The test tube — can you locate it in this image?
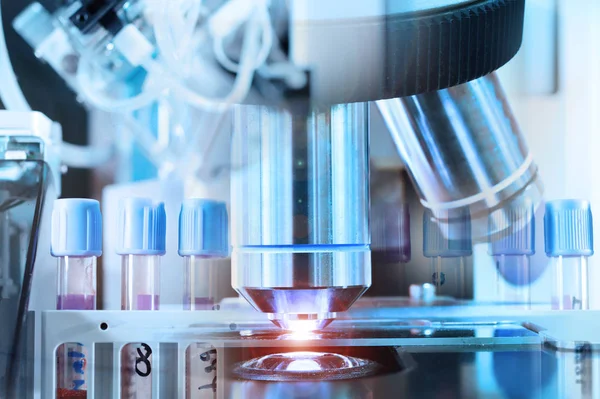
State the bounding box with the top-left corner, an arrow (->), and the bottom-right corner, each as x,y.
544,200 -> 593,310
489,201 -> 535,306
179,198 -> 229,310
179,199 -> 229,399
423,208 -> 472,298
117,198 -> 166,398
51,199 -> 102,398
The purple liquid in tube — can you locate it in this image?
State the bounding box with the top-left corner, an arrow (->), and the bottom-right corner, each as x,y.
136,294 -> 160,310
184,296 -> 215,311
57,294 -> 95,310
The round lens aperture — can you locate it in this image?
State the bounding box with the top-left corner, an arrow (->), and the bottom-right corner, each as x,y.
233,351 -> 380,381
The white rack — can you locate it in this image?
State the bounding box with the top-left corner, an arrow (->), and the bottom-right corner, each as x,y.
31,308 -> 600,398
34,310 -> 269,399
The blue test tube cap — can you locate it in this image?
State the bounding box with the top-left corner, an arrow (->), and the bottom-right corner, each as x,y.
423,207 -> 472,258
489,200 -> 535,256
117,198 -> 166,255
179,199 -> 229,257
51,198 -> 102,257
544,199 -> 593,257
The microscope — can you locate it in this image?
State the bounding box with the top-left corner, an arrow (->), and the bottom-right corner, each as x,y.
228,0 -> 541,330
2,0 -> 598,398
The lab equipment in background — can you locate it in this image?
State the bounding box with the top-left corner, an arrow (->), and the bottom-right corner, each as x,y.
423,208 -> 472,298
51,198 -> 102,398
9,0 -> 540,329
545,199 -> 594,310
179,199 -> 229,399
117,198 -> 166,398
489,200 -> 536,306
230,103 -> 371,331
0,111 -> 61,399
377,73 -> 543,239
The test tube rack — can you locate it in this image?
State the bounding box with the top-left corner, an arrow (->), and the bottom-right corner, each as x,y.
28,307 -> 600,398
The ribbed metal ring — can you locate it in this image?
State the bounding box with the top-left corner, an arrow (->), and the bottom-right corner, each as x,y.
382,0 -> 526,98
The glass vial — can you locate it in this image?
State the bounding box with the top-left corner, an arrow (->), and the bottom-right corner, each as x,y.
117,198 -> 166,399
489,200 -> 535,306
423,208 -> 472,298
179,198 -> 229,399
51,199 -> 102,399
544,199 -> 593,310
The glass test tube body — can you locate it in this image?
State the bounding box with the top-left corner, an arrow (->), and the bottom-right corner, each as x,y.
184,256 -> 220,399
551,256 -> 589,310
430,256 -> 466,298
183,256 -> 220,311
121,255 -> 160,399
56,256 -> 97,396
121,255 -> 160,311
494,254 -> 531,306
57,256 -> 97,310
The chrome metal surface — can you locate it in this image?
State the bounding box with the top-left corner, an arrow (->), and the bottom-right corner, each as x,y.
377,73 -> 543,238
231,104 -> 371,329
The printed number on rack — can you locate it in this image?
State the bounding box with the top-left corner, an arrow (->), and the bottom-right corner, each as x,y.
198,376 -> 217,392
198,348 -> 217,392
135,343 -> 152,377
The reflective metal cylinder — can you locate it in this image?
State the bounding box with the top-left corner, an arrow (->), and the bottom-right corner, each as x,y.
377,73 -> 543,238
231,103 -> 371,330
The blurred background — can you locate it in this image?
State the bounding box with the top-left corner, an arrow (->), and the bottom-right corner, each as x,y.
3,0 -> 600,309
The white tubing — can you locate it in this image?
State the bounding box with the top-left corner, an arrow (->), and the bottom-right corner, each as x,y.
145,8 -> 262,110
0,0 -> 31,111
149,0 -> 205,78
212,5 -> 273,73
152,2 -> 186,74
76,59 -> 165,113
60,141 -> 113,168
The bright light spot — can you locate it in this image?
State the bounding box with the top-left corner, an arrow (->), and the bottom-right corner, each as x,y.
288,331 -> 315,341
288,320 -> 318,333
287,359 -> 321,372
286,320 -> 320,340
